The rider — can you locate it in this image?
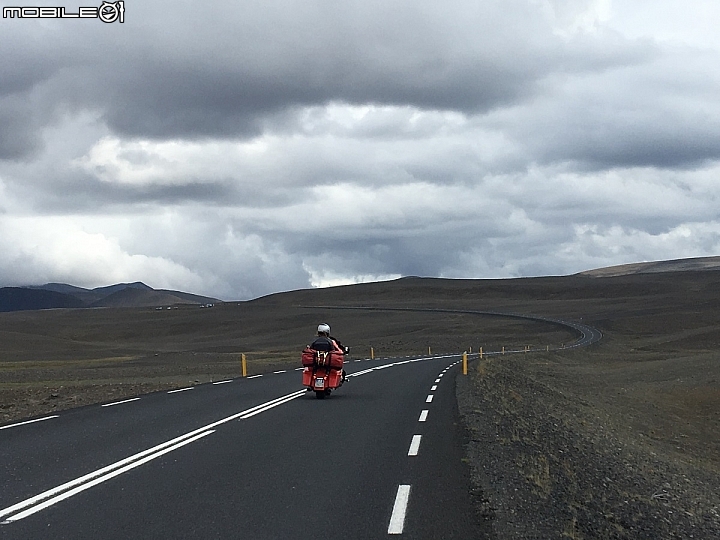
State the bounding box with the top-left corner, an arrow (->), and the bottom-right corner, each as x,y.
310,323 -> 348,381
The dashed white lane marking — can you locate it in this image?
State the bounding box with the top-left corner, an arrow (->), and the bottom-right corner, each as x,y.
247,375 -> 263,379
168,387 -> 193,394
430,385 -> 437,391
419,410 -> 428,422
354,359 -> 363,362
425,394 -> 434,403
212,380 -> 233,385
388,485 -> 411,535
0,415 -> 59,430
101,398 -> 141,407
273,370 -> 287,374
295,367 -> 304,371
434,378 -> 441,383
408,435 -> 422,456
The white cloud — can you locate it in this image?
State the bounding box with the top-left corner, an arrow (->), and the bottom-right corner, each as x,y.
0,215 -> 205,291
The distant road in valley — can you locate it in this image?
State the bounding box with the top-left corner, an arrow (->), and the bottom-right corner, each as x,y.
303,305 -> 603,350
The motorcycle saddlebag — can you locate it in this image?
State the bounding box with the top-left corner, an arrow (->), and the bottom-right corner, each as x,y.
302,367 -> 313,386
329,351 -> 344,369
301,348 -> 316,367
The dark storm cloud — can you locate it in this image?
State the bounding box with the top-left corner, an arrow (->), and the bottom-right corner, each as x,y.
7,168 -> 303,212
0,0 -> 656,156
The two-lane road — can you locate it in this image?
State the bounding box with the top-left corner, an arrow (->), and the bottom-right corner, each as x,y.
1,355 -> 488,539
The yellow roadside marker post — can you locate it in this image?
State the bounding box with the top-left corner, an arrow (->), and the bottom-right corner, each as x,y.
479,347 -> 483,360
428,346 -> 431,355
241,353 -> 247,377
462,352 -> 468,375
547,345 -> 549,352
371,347 -> 375,360
502,346 -> 505,355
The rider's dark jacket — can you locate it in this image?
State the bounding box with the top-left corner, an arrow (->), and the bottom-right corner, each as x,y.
310,335 -> 344,353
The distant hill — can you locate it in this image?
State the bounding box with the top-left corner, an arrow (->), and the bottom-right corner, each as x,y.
0,282 -> 219,312
0,287 -> 85,312
577,255 -> 720,277
89,287 -> 216,308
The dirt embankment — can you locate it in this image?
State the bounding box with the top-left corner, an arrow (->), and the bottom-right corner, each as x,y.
457,349 -> 720,539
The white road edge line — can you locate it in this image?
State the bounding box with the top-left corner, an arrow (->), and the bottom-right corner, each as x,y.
388,484 -> 411,535
408,435 -> 422,456
101,398 -> 141,407
419,410 -> 428,422
0,389 -> 305,523
0,415 -> 59,430
3,430 -> 215,523
273,370 -> 286,374
212,380 -> 233,385
247,375 -> 263,379
426,394 -> 434,403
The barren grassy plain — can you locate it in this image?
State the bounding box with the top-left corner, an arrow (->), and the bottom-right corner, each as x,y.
2,271 -> 719,538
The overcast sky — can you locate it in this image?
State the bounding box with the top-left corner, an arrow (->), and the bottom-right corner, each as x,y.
1,0 -> 719,299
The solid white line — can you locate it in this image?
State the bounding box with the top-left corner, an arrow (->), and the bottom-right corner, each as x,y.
349,368 -> 374,377
247,375 -> 263,379
419,410 -> 428,422
273,370 -> 286,374
430,385 -> 437,391
239,392 -> 304,419
408,435 -> 422,456
212,380 -> 233,385
294,367 -> 304,371
4,430 -> 215,523
388,484 -> 411,534
101,398 -> 140,407
168,387 -> 193,394
0,415 -> 59,430
0,389 -> 305,522
426,394 -> 434,403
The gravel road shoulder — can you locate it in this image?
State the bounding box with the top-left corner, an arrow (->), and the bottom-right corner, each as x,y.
456,352 -> 720,539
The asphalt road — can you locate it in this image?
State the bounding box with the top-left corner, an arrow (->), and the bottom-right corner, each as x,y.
0,354 -> 489,539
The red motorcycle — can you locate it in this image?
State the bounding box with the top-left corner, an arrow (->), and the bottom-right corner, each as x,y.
301,347 -> 346,399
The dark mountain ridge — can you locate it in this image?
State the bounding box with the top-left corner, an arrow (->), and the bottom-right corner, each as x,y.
0,282 -> 218,312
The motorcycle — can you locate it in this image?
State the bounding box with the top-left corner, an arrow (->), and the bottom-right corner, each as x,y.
301,346 -> 348,399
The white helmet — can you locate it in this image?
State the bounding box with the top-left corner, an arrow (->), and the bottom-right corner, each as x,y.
317,323 -> 330,335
